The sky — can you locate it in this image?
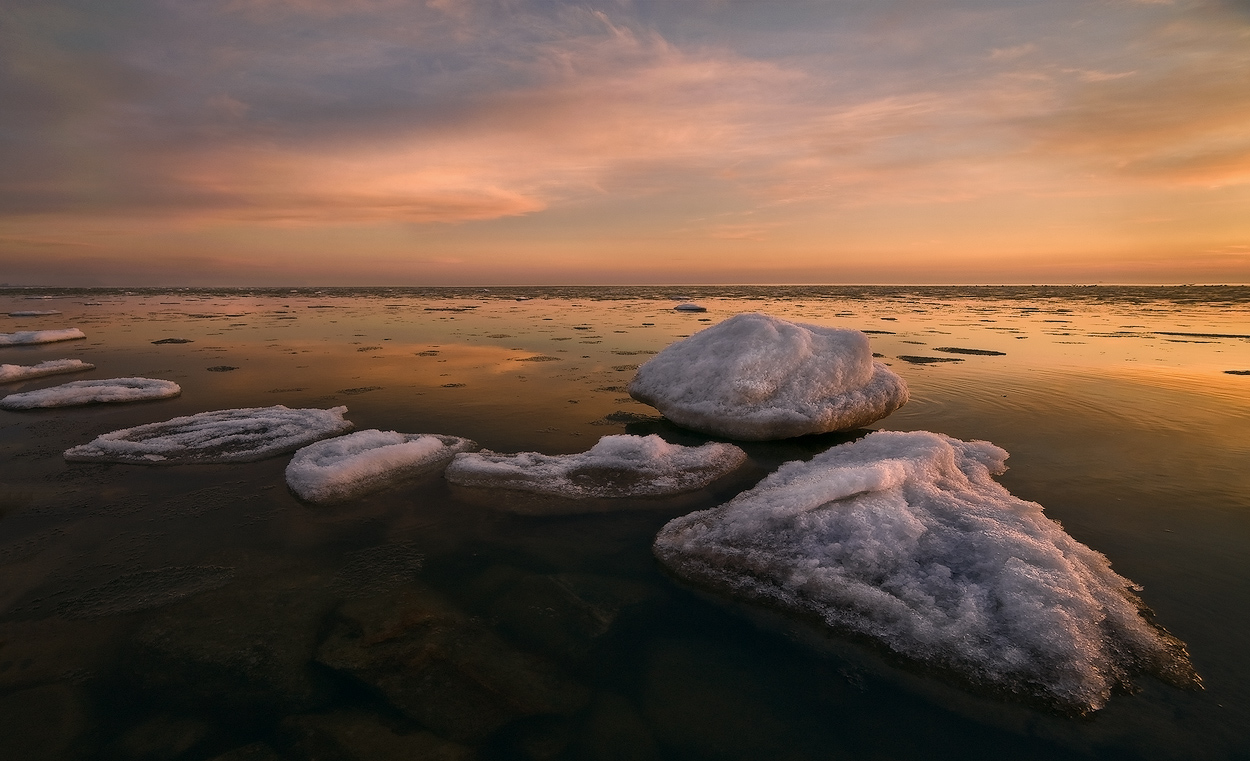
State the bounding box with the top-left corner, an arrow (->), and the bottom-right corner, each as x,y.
1,0 -> 1248,286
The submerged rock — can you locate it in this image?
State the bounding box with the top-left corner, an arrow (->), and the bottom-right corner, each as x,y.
286,430 -> 477,503
628,313 -> 908,440
445,434 -> 746,499
63,405 -> 353,464
653,430 -> 1200,713
282,711 -> 472,761
316,586 -> 588,744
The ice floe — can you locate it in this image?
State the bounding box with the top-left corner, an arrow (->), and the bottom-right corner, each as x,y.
0,328 -> 86,346
0,378 -> 181,410
629,313 -> 908,440
64,405 -> 353,464
286,430 -> 478,503
653,430 -> 1199,713
445,434 -> 746,499
8,310 -> 62,317
0,359 -> 95,384
674,303 -> 708,312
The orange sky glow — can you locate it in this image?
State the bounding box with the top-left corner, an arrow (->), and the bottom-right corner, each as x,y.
1,0 -> 1248,285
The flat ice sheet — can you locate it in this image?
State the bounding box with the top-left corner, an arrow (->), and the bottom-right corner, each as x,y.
629,313 -> 908,440
8,310 -> 62,316
654,430 -> 1199,713
64,405 -> 353,465
0,359 -> 95,384
287,430 -> 478,503
0,328 -> 86,346
1,377 -> 180,410
445,434 -> 747,499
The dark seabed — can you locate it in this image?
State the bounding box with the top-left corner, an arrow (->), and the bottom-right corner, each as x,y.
1,285 -> 1248,761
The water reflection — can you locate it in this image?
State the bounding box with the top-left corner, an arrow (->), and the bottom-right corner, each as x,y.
1,287 -> 1248,760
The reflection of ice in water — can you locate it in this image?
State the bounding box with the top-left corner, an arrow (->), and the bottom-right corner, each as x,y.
655,430 -> 1200,714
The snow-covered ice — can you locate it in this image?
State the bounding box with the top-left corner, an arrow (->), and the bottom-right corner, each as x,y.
445,434 -> 747,499
653,430 -> 1199,713
1,378 -> 180,410
0,328 -> 86,346
64,405 -> 354,464
629,313 -> 908,440
674,303 -> 708,312
286,430 -> 478,503
0,359 -> 95,384
8,310 -> 62,316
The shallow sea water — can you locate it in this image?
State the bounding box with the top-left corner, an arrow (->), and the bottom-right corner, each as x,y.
1,285 -> 1248,761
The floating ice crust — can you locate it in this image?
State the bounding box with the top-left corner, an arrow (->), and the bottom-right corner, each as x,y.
0,359 -> 95,384
286,430 -> 478,503
64,405 -> 354,465
8,310 -> 62,316
1,377 -> 180,410
629,313 -> 908,440
653,431 -> 1199,713
445,434 -> 747,499
674,303 -> 707,312
0,328 -> 86,346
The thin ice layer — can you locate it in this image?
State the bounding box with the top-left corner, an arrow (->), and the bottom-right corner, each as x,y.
629,313 -> 908,440
8,310 -> 62,316
654,430 -> 1200,713
286,430 -> 478,503
1,378 -> 180,410
446,434 -> 747,499
0,359 -> 95,384
0,328 -> 86,345
64,405 -> 353,465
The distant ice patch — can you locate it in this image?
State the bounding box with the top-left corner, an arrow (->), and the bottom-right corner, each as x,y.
445,434 -> 746,499
1,378 -> 180,410
629,313 -> 908,440
0,359 -> 94,384
653,430 -> 1199,713
0,328 -> 86,346
674,303 -> 708,312
64,405 -> 353,464
8,310 -> 62,317
287,430 -> 478,503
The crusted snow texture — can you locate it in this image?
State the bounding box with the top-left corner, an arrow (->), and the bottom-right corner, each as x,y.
0,328 -> 86,346
287,430 -> 478,503
1,378 -> 180,410
653,430 -> 1200,713
445,434 -> 747,499
0,359 -> 95,384
628,313 -> 908,440
64,405 -> 353,465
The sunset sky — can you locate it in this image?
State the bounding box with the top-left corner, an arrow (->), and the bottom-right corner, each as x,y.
2,0 -> 1248,285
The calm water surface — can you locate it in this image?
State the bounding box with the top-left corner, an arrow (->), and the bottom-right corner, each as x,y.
1,286 -> 1248,761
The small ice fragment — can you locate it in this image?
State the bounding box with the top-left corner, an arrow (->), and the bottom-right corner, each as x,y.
653,430 -> 1201,713
63,405 -> 353,465
0,359 -> 95,384
445,434 -> 746,499
629,313 -> 908,440
674,303 -> 707,312
286,430 -> 478,503
0,377 -> 180,410
0,328 -> 86,346
152,338 -> 193,344
8,310 -> 62,317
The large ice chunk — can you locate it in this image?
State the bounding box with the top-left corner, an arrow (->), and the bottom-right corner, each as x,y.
445,434 -> 747,499
286,430 -> 478,503
0,328 -> 86,345
64,405 -> 353,464
653,430 -> 1200,713
628,313 -> 908,440
1,378 -> 180,410
0,359 -> 95,384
